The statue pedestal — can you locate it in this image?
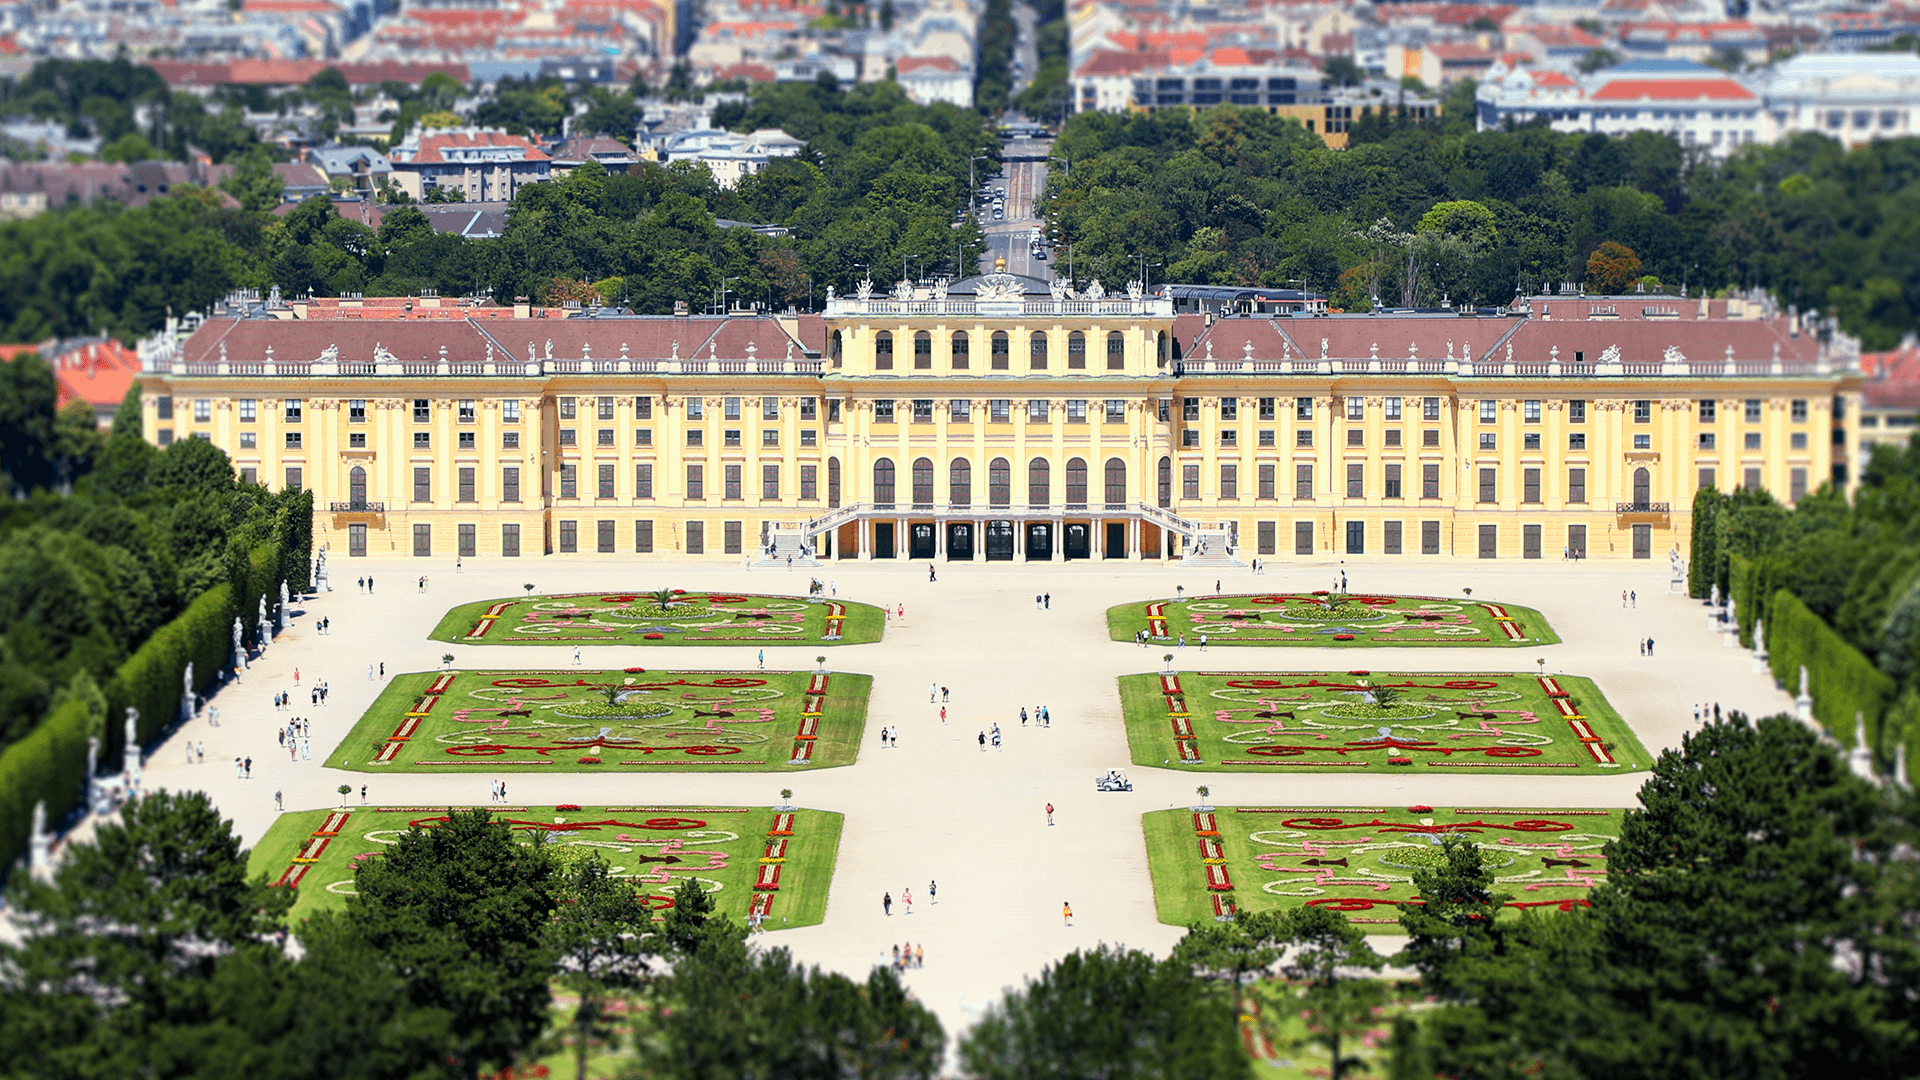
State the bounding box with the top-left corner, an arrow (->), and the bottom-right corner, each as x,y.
1751,649 -> 1769,675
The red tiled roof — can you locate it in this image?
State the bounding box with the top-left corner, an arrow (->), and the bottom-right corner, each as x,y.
1590,78 -> 1756,102
400,130 -> 549,165
897,55 -> 962,74
49,340 -> 139,416
712,62 -> 778,83
1073,49 -> 1167,77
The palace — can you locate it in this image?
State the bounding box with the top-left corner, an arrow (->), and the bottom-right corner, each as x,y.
136,272 -> 1862,565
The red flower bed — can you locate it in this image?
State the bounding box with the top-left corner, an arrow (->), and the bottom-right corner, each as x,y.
1388,757 -> 1413,766
672,589 -> 686,595
1333,634 -> 1355,641
577,757 -> 601,765
1348,670 -> 1370,676
1408,805 -> 1433,813
624,667 -> 647,673
644,633 -> 664,640
556,804 -> 581,811
1312,590 -> 1330,595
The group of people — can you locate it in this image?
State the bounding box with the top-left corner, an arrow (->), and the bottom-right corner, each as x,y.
889,943 -> 924,971
356,576 -> 375,593
1639,636 -> 1658,656
279,718 -> 314,762
877,726 -> 902,748
489,780 -> 511,802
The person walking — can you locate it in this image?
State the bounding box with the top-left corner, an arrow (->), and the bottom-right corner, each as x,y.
1647,636 -> 1655,655
1020,707 -> 1028,727
758,649 -> 765,670
939,706 -> 947,725
929,880 -> 937,903
915,944 -> 924,967
1199,634 -> 1208,651
360,784 -> 367,804
930,682 -> 937,703
1621,590 -> 1628,608
941,686 -> 949,703
883,892 -> 893,916
1044,593 -> 1051,610
979,731 -> 986,751
572,646 -> 581,666
274,790 -> 283,811
243,756 -> 251,779
1035,593 -> 1043,610
367,575 -> 373,593
1046,802 -> 1054,826
902,887 -> 913,914
379,662 -> 384,679
1042,706 -> 1050,728
928,565 -> 936,582
1631,590 -> 1638,608
1063,902 -> 1073,926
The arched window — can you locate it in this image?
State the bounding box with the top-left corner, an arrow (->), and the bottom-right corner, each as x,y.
1106,331 -> 1125,370
1067,331 -> 1086,369
873,458 -> 896,505
1157,456 -> 1172,508
1028,457 -> 1051,506
912,457 -> 934,504
1030,332 -> 1048,370
1105,458 -> 1126,505
951,331 -> 970,370
874,331 -> 893,370
827,457 -> 841,508
989,456 -> 1011,506
1065,457 -> 1088,504
991,331 -> 1010,370
349,465 -> 367,507
1634,466 -> 1651,506
913,331 -> 932,369
950,458 -> 972,506
1157,329 -> 1169,367
831,330 -> 843,369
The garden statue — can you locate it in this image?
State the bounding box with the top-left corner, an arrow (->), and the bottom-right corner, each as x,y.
1897,742 -> 1911,790
257,596 -> 271,648
232,618 -> 247,671
85,736 -> 99,812
122,707 -> 140,788
1795,666 -> 1814,724
1752,620 -> 1769,674
279,580 -> 290,630
180,663 -> 194,723
28,801 -> 48,877
1723,597 -> 1738,646
1851,714 -> 1876,782
1710,583 -> 1720,608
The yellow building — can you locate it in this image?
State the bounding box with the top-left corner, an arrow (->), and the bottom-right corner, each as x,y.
137,278 -> 1860,565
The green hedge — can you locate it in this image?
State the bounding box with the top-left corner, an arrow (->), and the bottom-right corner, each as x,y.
1768,588 -> 1897,753
0,698 -> 92,876
104,582 -> 234,759
1729,553 -> 1763,648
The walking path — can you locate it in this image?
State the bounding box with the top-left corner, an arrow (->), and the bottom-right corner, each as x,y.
135,557 -> 1791,1048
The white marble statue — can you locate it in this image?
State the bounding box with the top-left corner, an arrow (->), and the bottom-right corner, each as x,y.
123,707 -> 140,788
28,801 -> 49,876
233,617 -> 247,671
85,736 -> 99,811
180,662 -> 195,723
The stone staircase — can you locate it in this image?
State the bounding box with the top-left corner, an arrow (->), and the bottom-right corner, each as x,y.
752,528 -> 821,568
1179,527 -> 1245,568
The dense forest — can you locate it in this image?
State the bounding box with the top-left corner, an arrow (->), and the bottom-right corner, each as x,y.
1045,100 -> 1920,348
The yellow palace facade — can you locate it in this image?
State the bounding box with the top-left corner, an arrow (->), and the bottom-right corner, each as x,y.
137,276 -> 1861,565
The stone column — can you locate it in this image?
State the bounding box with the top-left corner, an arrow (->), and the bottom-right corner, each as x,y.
974,518 -> 984,562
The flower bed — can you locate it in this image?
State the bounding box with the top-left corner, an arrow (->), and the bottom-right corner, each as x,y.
431,592 -> 886,647
1106,593 -> 1559,648
1142,805 -> 1621,932
248,803 -> 844,928
1119,670 -> 1649,775
328,668 -> 873,775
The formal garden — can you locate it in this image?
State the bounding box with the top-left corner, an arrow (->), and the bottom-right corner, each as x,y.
430,589 -> 886,646
327,668 -> 872,772
1142,804 -> 1622,929
1119,670 -> 1647,773
250,803 -> 842,927
1106,592 -> 1559,647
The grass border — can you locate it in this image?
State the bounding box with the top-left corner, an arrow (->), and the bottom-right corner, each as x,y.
1105,594 -> 1561,648
428,592 -> 886,647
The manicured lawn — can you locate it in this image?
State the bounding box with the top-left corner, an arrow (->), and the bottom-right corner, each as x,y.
1106,592 -> 1559,647
326,668 -> 871,773
1120,670 -> 1648,774
250,804 -> 843,929
1142,805 -> 1623,932
430,591 -> 885,647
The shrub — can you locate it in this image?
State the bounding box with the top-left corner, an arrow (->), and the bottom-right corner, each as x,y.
0,698 -> 91,876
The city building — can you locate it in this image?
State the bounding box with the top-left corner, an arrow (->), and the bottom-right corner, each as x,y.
1758,52 -> 1920,149
1476,58 -> 1762,155
386,127 -> 551,203
1858,342 -> 1920,463
895,55 -> 973,108
0,336 -> 140,428
135,273 -> 1861,565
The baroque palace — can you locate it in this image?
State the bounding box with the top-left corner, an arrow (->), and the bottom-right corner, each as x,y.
136,268 -> 1862,565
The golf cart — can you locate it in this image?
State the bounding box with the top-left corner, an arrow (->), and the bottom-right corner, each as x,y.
1094,767 -> 1133,792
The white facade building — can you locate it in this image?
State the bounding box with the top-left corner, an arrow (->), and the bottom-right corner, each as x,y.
1476,58 -> 1762,156
1759,53 -> 1920,149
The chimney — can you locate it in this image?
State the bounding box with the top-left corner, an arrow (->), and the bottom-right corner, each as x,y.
674,300 -> 690,317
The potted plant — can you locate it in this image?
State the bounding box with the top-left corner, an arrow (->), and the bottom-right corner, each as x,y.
1195,784 -> 1212,812
816,655 -> 826,673
441,653 -> 454,669
1537,657 -> 1546,675
336,783 -> 351,808
778,788 -> 794,811
523,583 -> 536,597
1164,652 -> 1175,674
1462,587 -> 1473,599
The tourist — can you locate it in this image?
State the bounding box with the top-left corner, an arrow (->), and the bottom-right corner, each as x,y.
929,880 -> 937,903
360,785 -> 366,803
915,944 -> 924,967
939,706 -> 947,725
1063,901 -> 1072,926
1648,636 -> 1655,655
274,790 -> 282,811
929,564 -> 936,582
1178,635 -> 1186,650
1046,802 -> 1054,825
883,892 -> 893,916
243,756 -> 251,779
573,647 -> 581,666
368,664 -> 374,681
1199,634 -> 1208,651
897,603 -> 904,619
830,580 -> 837,596
1631,590 -> 1638,607
892,945 -> 900,968
978,731 -> 986,751
759,650 -> 765,670
1020,707 -> 1028,727
357,576 -> 365,592
1042,706 -> 1050,727
379,662 -> 384,678
367,575 -> 373,593
1621,590 -> 1628,608
1341,571 -> 1348,590
1035,594 -> 1042,610
235,757 -> 243,778
941,686 -> 949,702
930,682 -> 937,703
1215,580 -> 1221,594
902,887 -> 913,913
1043,593 -> 1051,609
208,707 -> 218,727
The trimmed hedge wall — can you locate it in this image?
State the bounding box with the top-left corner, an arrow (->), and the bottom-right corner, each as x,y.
3,542 -> 284,874
0,699 -> 92,879
1767,588 -> 1897,752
